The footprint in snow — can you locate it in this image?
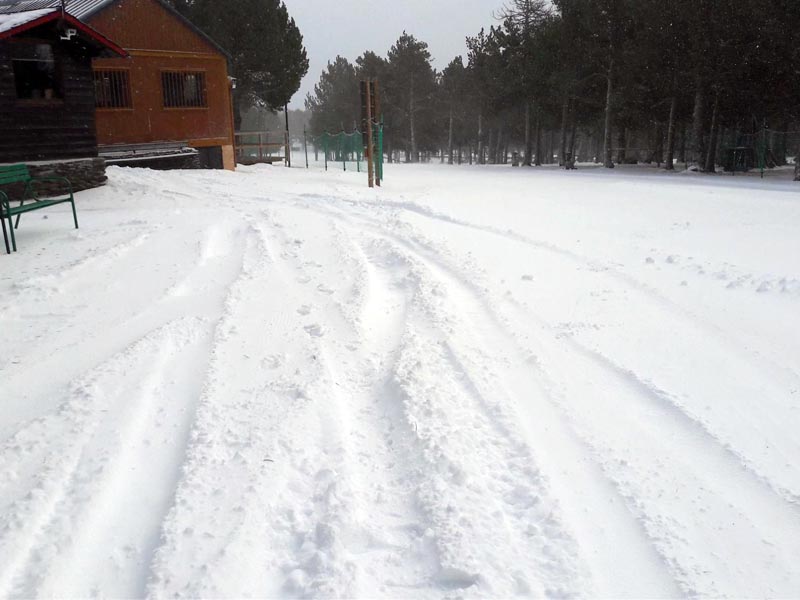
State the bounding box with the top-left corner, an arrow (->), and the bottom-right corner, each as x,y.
304,324 -> 324,338
263,354 -> 284,369
297,305 -> 312,316
317,284 -> 335,295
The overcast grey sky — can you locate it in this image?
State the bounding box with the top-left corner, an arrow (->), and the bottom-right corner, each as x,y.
282,0 -> 506,108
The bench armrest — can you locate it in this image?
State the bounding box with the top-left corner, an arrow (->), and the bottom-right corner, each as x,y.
26,177 -> 73,200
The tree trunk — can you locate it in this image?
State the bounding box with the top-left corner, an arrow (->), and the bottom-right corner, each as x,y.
603,60 -> 615,168
616,128 -> 626,164
523,100 -> 533,166
691,75 -> 705,168
568,111 -> 577,167
705,91 -> 720,173
477,113 -> 484,165
495,124 -> 504,164
795,148 -> 800,181
447,109 -> 454,165
409,78 -> 418,163
233,94 -> 243,131
534,110 -> 542,166
778,124 -> 788,166
679,122 -> 687,165
559,98 -> 569,166
664,95 -> 677,170
487,129 -> 495,164
658,122 -> 665,166
594,132 -> 601,163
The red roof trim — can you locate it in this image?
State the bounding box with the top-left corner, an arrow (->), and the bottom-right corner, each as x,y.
0,10 -> 128,57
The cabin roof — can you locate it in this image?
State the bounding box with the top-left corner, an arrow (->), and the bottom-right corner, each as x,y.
0,6 -> 127,56
0,0 -> 231,58
0,6 -> 51,33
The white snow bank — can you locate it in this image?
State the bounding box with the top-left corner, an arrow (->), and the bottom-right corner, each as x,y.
0,163 -> 798,598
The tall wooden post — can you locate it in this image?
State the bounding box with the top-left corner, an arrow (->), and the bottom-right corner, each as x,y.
365,79 -> 375,188
284,103 -> 291,168
372,80 -> 381,187
303,126 -> 309,169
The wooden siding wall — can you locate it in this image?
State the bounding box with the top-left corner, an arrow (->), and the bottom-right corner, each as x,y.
93,53 -> 232,147
88,0 -> 218,54
89,0 -> 234,148
0,41 -> 98,163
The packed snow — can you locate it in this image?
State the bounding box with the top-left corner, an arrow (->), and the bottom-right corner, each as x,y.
1,163 -> 799,598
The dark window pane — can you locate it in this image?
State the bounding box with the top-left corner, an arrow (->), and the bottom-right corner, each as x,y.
161,71 -> 207,108
11,43 -> 62,100
94,69 -> 131,108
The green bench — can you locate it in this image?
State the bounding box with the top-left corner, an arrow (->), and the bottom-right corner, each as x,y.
0,164 -> 79,254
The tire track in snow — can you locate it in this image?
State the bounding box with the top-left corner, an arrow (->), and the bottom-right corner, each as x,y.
301,192 -> 800,387
499,297 -> 800,596
0,216 -> 246,441
298,196 -> 800,502
286,196 -> 800,597
0,318 -> 209,598
0,220 -> 249,598
378,210 -> 800,596
260,205 -> 590,596
272,204 -> 595,595
363,233 -> 671,597
145,218 -> 370,598
261,210 -> 440,596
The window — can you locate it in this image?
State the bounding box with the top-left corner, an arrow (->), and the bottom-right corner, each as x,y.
11,42 -> 62,100
161,71 -> 207,108
94,69 -> 132,109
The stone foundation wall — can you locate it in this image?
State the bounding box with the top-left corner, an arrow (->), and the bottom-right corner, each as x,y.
0,158 -> 106,201
28,158 -> 107,193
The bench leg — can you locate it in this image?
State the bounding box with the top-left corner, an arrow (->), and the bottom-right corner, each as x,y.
13,198 -> 25,229
1,210 -> 8,254
6,211 -> 15,252
71,197 -> 79,229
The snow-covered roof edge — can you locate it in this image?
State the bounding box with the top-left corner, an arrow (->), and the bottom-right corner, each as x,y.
0,0 -> 231,60
0,7 -> 128,57
0,7 -> 54,34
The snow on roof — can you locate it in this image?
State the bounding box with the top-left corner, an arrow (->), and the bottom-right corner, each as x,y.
0,7 -> 55,33
0,0 -> 108,20
0,0 -> 231,58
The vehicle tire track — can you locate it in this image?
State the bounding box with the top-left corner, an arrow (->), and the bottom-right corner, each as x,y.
286,196 -> 800,597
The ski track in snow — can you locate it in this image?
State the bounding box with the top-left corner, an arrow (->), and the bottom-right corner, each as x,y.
0,164 -> 798,598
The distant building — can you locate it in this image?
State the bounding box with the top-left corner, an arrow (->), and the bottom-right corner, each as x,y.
0,0 -> 237,171
0,7 -> 127,188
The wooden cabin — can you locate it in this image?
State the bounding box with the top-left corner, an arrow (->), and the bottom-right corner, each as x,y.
87,0 -> 235,170
1,0 -> 236,170
0,8 -> 127,165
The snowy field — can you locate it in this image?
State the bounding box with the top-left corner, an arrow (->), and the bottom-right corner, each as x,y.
0,163 -> 799,598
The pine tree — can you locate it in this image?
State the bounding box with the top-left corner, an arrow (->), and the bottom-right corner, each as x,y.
304,57 -> 359,136
168,0 -> 308,128
385,33 -> 438,163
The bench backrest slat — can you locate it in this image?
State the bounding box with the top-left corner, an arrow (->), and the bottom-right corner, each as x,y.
0,164 -> 31,185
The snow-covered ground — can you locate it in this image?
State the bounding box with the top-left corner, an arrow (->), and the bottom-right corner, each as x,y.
1,163 -> 798,598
